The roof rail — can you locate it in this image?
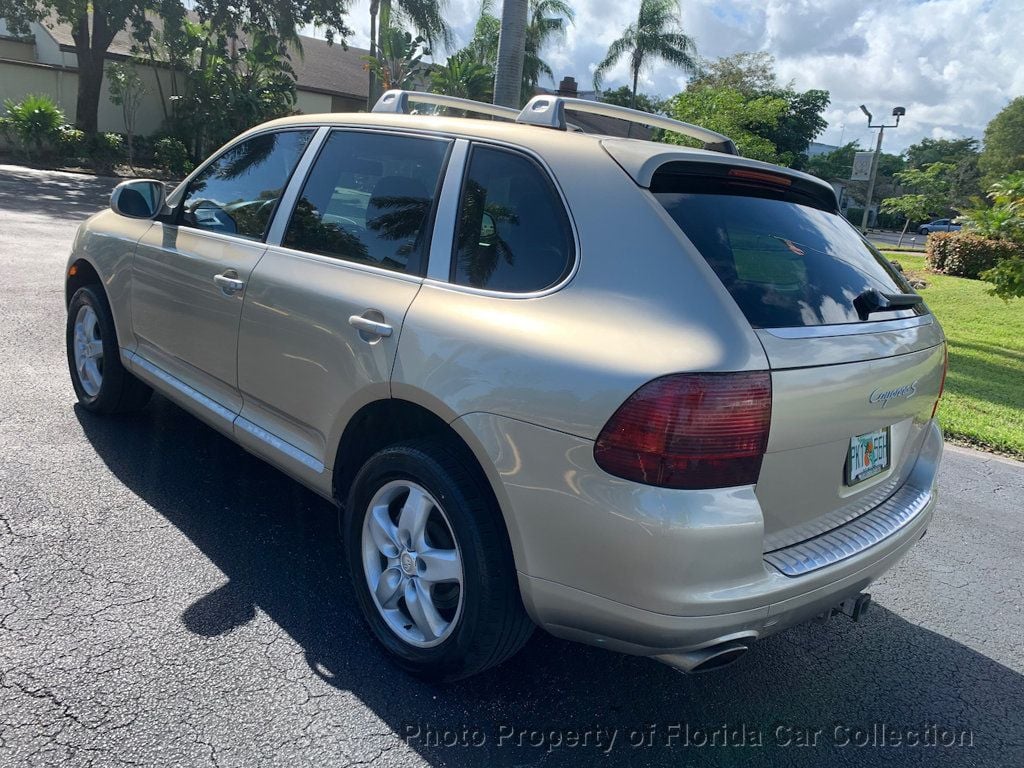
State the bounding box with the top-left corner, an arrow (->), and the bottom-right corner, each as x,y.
517,95 -> 739,156
373,90 -> 520,121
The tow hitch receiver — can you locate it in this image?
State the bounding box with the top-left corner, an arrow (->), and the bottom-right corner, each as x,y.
833,593 -> 872,622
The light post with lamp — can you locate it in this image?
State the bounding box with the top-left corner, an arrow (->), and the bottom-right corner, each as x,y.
859,104 -> 905,233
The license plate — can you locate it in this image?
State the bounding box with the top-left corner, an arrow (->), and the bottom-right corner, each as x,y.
846,428 -> 891,485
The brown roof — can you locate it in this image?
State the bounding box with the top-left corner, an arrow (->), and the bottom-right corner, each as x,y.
40,12 -> 369,100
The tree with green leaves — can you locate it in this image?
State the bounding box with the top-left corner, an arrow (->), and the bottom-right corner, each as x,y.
664,87 -> 788,162
430,49 -> 494,103
904,136 -> 982,208
593,0 -> 698,111
520,0 -> 574,103
106,61 -> 146,169
464,0 -> 573,105
170,24 -> 299,161
676,52 -> 826,169
666,82 -> 828,168
688,51 -> 776,95
881,163 -> 957,245
905,137 -> 979,168
465,0 -> 500,68
368,0 -> 452,104
599,85 -> 665,115
0,1 -> 353,135
980,97 -> 1024,185
363,27 -> 428,92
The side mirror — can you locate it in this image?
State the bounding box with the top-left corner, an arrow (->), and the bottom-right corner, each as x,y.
110,179 -> 166,219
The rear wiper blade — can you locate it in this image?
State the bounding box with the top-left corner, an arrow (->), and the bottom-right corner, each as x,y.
854,288 -> 923,320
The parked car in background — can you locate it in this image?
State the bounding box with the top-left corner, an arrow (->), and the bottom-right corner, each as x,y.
64,90 -> 947,681
918,218 -> 961,235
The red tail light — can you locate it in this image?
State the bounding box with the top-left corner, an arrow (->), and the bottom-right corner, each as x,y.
594,372 -> 772,490
931,343 -> 949,419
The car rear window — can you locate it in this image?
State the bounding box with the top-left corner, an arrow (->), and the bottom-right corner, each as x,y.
653,169 -> 924,328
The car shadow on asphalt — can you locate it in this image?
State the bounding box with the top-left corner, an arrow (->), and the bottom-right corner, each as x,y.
75,396 -> 1024,767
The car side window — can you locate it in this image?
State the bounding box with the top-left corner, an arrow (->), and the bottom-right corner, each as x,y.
180,130 -> 313,241
283,130 -> 450,275
452,145 -> 574,293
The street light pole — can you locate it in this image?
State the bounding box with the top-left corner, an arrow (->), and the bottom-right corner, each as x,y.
858,104 -> 905,233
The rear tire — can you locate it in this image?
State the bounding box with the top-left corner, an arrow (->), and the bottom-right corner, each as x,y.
67,285 -> 152,414
343,438 -> 533,681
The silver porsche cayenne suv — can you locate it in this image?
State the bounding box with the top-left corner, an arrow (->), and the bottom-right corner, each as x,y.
65,91 -> 946,680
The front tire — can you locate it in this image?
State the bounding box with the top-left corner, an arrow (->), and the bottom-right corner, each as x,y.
67,285 -> 152,414
343,439 -> 533,681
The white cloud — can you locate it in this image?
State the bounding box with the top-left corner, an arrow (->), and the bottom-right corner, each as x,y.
332,0 -> 1023,152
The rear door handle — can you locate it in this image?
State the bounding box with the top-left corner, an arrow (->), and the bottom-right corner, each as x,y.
348,314 -> 393,339
214,271 -> 245,295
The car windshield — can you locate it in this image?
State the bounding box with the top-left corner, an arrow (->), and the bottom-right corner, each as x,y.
655,185 -> 925,329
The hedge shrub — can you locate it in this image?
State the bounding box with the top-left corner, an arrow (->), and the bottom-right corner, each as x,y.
926,231 -> 1023,279
154,136 -> 193,177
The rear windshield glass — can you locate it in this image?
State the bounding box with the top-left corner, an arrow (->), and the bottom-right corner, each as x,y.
655,187 -> 924,328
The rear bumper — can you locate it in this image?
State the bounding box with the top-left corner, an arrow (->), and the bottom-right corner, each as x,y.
458,413 -> 943,658
519,490 -> 933,656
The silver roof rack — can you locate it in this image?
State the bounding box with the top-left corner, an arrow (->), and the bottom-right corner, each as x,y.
371,89 -> 739,156
373,90 -> 520,121
518,95 -> 739,155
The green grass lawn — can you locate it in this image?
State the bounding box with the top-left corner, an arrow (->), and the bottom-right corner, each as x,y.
884,252 -> 1024,459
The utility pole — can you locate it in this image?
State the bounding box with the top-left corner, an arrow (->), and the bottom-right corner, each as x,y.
858,104 -> 905,233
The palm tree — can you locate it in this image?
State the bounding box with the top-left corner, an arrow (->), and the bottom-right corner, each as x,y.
493,0 -> 529,107
593,0 -> 698,110
368,0 -> 452,106
430,50 -> 494,103
521,0 -> 575,103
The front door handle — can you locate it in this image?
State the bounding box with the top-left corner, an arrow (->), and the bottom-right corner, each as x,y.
214,271 -> 245,295
348,313 -> 393,339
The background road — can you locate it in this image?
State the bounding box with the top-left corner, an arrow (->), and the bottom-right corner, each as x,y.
868,231 -> 928,250
1,166 -> 1022,766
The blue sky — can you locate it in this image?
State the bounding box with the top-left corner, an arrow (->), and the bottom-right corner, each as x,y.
332,0 -> 1023,153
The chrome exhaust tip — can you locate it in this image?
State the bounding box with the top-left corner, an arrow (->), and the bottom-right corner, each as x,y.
655,641 -> 749,674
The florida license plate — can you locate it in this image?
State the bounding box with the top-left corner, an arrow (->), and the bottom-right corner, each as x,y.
847,428 -> 891,485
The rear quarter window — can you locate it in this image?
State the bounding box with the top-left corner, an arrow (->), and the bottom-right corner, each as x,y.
452,145 -> 574,293
653,170 -> 923,328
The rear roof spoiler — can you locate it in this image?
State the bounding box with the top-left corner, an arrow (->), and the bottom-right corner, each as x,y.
601,138 -> 839,209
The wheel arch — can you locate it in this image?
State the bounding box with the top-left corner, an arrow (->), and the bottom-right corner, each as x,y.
65,258 -> 103,305
331,398 -> 526,573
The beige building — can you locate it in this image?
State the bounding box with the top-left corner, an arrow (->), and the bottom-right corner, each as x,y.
0,15 -> 370,136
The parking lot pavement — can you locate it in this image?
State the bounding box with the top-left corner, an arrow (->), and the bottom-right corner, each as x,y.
1,165 -> 1022,766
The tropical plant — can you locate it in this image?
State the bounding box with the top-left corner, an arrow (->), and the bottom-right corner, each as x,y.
168,25 -> 299,161
368,0 -> 452,104
0,0 -> 352,134
962,171 -> 1024,243
463,0 -> 571,104
493,0 -> 529,107
364,27 -> 429,92
2,93 -> 65,160
430,49 -> 494,103
465,0 -> 501,68
593,0 -> 698,110
520,0 -> 574,102
106,61 -> 147,170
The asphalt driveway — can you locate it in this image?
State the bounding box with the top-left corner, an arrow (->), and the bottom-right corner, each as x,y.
1,165 -> 1022,766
